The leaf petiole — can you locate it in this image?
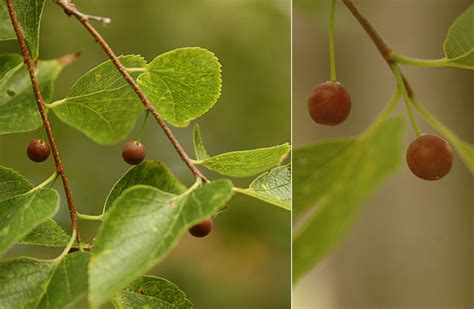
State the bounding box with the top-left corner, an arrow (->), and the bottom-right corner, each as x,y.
184,177 -> 203,195
391,53 -> 474,70
232,187 -> 246,193
28,171 -> 58,193
44,99 -> 65,109
77,212 -> 104,221
126,67 -> 146,73
54,229 -> 77,261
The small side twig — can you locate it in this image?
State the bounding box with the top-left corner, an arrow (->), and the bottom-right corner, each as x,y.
342,0 -> 414,98
56,0 -> 111,25
6,0 -> 81,243
82,14 -> 111,26
55,0 -> 208,183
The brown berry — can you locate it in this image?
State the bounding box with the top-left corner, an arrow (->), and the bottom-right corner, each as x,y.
122,140 -> 146,165
406,134 -> 454,180
308,81 -> 352,125
189,218 -> 213,238
26,139 -> 51,162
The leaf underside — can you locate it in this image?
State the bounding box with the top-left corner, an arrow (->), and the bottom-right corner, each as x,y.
89,180 -> 233,305
0,166 -> 69,248
293,117 -> 404,281
103,160 -> 187,213
240,164 -> 291,210
0,55 -> 63,135
0,165 -> 33,202
0,0 -> 46,59
18,219 -> 70,248
192,123 -> 210,161
197,143 -> 290,177
112,276 -> 192,309
0,188 -> 59,255
0,252 -> 90,308
51,55 -> 146,145
443,4 -> 474,67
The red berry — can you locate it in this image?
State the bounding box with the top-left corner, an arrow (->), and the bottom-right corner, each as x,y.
406,134 -> 454,180
122,141 -> 146,165
26,139 -> 50,162
308,81 -> 351,125
189,218 -> 213,238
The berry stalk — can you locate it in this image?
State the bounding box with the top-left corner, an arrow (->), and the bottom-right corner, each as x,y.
6,0 -> 82,243
328,0 -> 337,81
392,64 -> 421,136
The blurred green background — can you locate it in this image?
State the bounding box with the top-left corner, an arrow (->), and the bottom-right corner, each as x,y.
0,0 -> 291,308
293,0 -> 473,308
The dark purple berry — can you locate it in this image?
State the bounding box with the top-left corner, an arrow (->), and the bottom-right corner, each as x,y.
26,139 -> 51,162
189,218 -> 213,238
406,134 -> 454,180
308,81 -> 351,125
122,140 -> 146,165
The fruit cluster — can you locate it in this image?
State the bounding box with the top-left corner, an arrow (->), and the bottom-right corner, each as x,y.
307,82 -> 454,181
26,138 -> 213,237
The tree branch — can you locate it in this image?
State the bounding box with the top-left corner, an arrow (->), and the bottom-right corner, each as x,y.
54,0 -> 208,182
6,0 -> 81,243
342,0 -> 414,97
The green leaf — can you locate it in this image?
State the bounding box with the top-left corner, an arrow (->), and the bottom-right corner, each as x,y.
0,166 -> 68,248
0,0 -> 46,59
443,4 -> 474,68
36,252 -> 90,308
0,53 -> 21,75
137,47 -> 222,127
293,117 -> 404,281
50,55 -> 146,144
0,252 -> 90,308
0,2 -> 14,41
195,143 -> 290,177
103,160 -> 186,213
0,165 -> 33,202
112,276 -> 192,309
237,164 -> 291,210
0,188 -> 60,255
89,180 -> 233,305
0,258 -> 55,308
0,55 -> 63,134
193,124 -> 209,160
18,219 -> 70,248
293,139 -> 355,217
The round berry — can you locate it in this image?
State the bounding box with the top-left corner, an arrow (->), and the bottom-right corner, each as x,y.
189,218 -> 213,238
26,139 -> 51,162
406,134 -> 454,180
308,81 -> 352,125
122,140 -> 146,165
